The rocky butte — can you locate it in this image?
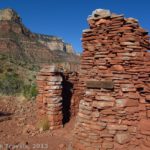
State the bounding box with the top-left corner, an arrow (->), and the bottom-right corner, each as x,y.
0,8 -> 79,68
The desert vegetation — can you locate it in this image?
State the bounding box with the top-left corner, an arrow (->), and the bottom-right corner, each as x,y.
0,54 -> 38,100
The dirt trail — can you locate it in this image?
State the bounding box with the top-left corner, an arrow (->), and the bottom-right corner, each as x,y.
0,96 -> 75,150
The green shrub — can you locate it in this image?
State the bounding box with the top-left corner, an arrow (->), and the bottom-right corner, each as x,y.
0,72 -> 23,95
23,83 -> 38,100
0,54 -> 7,60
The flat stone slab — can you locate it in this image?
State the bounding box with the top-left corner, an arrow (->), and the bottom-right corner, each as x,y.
86,80 -> 114,89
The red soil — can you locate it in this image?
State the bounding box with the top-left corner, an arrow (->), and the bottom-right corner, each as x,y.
0,96 -> 75,150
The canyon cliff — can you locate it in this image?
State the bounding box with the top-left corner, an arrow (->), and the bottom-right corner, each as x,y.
0,8 -> 79,66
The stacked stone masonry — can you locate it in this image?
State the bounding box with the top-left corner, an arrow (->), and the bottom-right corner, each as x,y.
36,65 -> 63,130
36,65 -> 79,129
73,9 -> 150,150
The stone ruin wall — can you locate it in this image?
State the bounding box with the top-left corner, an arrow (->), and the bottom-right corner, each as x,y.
36,65 -> 63,130
36,9 -> 150,150
36,65 -> 79,129
73,9 -> 150,150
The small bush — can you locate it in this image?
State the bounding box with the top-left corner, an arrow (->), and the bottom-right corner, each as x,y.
23,83 -> 38,100
37,116 -> 49,131
0,72 -> 23,95
0,54 -> 7,60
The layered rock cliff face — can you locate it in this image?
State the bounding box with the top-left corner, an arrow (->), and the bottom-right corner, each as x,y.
0,8 -> 78,66
33,34 -> 74,53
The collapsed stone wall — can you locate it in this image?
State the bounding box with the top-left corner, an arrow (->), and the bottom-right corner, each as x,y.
73,9 -> 150,150
36,65 -> 79,129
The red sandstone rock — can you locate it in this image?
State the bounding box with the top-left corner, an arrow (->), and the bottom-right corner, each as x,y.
139,119 -> 150,135
115,133 -> 130,144
107,124 -> 128,131
102,142 -> 114,149
92,101 -> 114,109
111,65 -> 125,71
142,136 -> 150,148
58,143 -> 66,149
145,95 -> 150,101
95,95 -> 115,101
147,110 -> 150,118
116,98 -> 139,107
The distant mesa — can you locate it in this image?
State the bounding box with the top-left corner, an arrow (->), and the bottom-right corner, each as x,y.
0,8 -> 79,66
0,8 -> 75,54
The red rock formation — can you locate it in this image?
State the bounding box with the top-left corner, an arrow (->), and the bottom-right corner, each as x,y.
73,9 -> 150,150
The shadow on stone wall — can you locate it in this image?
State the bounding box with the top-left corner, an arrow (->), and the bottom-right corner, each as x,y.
61,73 -> 73,125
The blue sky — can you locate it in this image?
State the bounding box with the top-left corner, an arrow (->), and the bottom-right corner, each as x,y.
0,0 -> 150,53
